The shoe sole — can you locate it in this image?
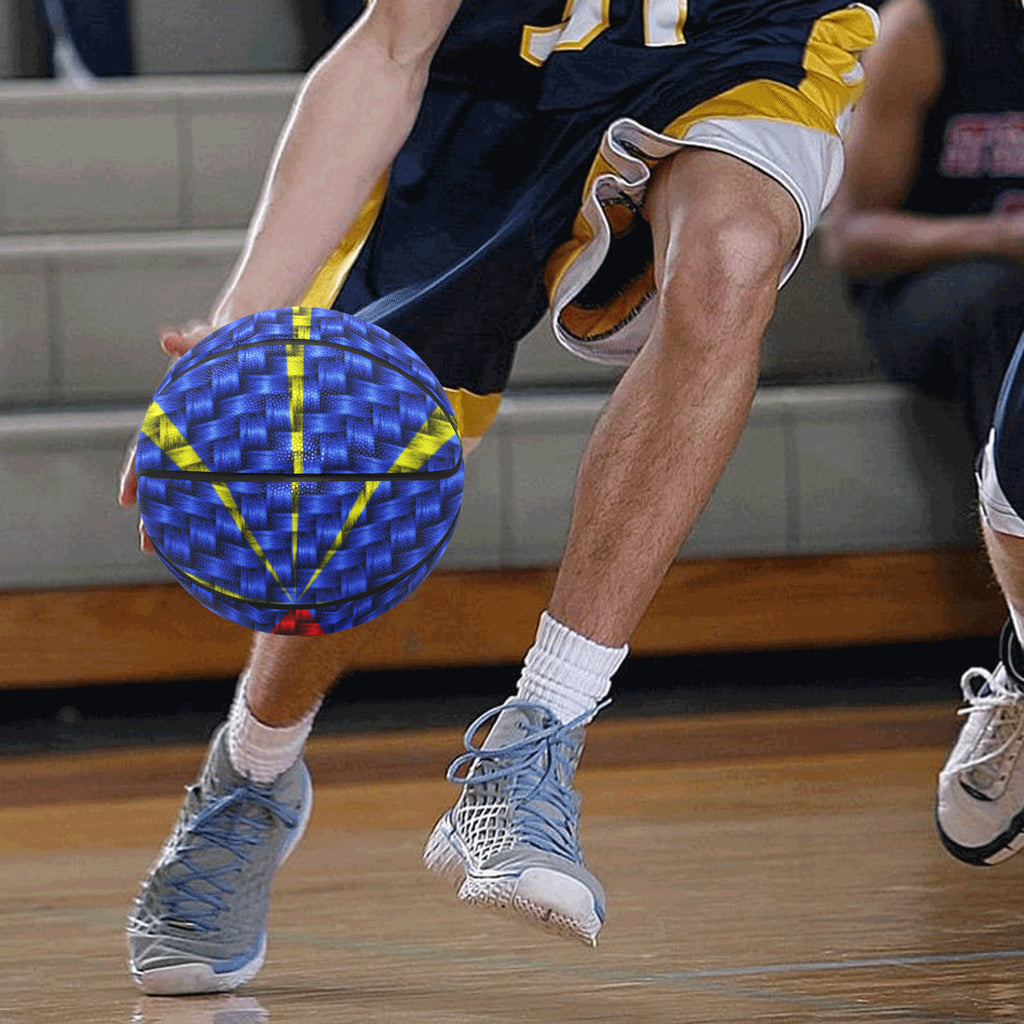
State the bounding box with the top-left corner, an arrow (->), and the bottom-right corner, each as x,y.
936,800 -> 1024,866
133,933 -> 268,996
131,768 -> 314,996
424,814 -> 602,947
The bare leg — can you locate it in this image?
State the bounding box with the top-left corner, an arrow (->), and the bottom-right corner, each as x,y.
548,149 -> 801,646
242,435 -> 482,726
243,629 -> 365,725
424,151 -> 802,945
251,153 -> 799,722
982,520 -> 1024,631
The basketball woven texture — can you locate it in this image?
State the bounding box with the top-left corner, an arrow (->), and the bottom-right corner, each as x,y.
135,307 -> 464,635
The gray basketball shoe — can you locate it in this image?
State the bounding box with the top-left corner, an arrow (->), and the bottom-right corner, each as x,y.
127,726 -> 312,995
424,700 -> 607,946
937,621 -> 1024,865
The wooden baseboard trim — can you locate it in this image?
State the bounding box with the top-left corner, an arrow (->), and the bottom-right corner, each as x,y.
0,547 -> 1005,689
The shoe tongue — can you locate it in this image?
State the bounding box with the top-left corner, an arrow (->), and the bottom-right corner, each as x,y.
481,704 -> 542,752
201,729 -> 246,794
481,708 -> 582,841
478,704 -> 586,789
988,664 -> 1023,698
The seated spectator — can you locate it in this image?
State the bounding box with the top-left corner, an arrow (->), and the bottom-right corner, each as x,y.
822,0 -> 1024,452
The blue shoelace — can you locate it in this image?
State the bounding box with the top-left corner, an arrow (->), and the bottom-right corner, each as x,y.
159,783 -> 299,932
446,700 -> 609,862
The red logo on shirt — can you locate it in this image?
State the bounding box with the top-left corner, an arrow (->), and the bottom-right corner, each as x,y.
940,113 -> 1024,178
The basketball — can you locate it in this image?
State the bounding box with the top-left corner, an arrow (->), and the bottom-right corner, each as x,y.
134,306 -> 464,635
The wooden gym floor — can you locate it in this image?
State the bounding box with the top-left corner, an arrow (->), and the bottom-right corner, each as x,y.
4,700 -> 1024,1023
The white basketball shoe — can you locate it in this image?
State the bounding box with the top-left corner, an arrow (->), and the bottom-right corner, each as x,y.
424,700 -> 606,946
937,621 -> 1024,864
127,726 -> 312,994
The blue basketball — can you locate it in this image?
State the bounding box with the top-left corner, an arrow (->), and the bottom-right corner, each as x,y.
135,307 -> 464,635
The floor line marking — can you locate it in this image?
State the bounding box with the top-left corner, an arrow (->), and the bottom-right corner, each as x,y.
647,947 -> 1024,981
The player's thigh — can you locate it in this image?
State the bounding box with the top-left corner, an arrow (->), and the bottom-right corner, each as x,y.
644,148 -> 802,315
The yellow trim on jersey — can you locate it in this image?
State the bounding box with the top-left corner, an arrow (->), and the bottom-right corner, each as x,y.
542,4 -> 876,328
444,387 -> 501,441
521,0 -> 612,68
299,405 -> 458,598
140,401 -> 290,596
301,173 -> 389,309
662,5 -> 875,139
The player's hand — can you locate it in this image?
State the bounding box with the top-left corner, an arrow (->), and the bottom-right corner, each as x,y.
118,323 -> 215,552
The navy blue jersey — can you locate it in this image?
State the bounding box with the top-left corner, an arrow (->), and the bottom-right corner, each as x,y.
904,0 -> 1024,217
331,0 -> 867,107
311,0 -> 876,436
525,0 -> 874,110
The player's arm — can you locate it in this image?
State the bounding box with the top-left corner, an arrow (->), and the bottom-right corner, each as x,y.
822,0 -> 1024,277
119,0 -> 462,526
210,0 -> 464,327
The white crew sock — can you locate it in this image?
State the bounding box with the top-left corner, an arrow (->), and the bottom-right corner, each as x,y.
515,611 -> 628,725
226,672 -> 320,785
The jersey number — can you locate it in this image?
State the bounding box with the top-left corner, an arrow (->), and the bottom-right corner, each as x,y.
521,0 -> 688,66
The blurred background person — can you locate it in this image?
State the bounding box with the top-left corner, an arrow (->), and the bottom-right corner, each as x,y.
822,0 -> 1024,454
824,0 -> 1024,871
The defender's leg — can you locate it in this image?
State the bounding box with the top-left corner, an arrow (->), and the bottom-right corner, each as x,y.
938,345 -> 1024,864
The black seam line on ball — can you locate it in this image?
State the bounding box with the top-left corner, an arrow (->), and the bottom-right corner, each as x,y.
164,337 -> 457,432
137,462 -> 463,483
149,510 -> 459,610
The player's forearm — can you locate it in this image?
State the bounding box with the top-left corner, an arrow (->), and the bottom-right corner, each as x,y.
823,208 -> 1016,278
209,26 -> 432,326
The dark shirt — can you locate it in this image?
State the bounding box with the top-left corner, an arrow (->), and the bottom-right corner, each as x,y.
903,0 -> 1024,219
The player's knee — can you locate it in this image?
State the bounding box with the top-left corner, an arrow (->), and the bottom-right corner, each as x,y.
703,204 -> 790,290
660,205 -> 790,333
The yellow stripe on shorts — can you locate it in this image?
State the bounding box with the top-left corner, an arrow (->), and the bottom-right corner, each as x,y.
662,4 -> 878,140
